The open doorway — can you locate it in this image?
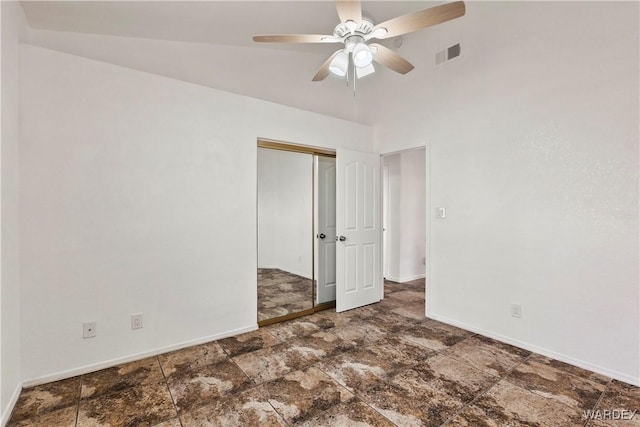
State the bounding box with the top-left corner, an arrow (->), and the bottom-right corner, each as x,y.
381,147 -> 427,310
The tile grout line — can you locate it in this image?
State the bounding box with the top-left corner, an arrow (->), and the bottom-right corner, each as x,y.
487,350 -> 615,420
228,354 -> 261,388
309,319 -> 446,427
344,377 -> 400,427
170,352 -> 261,419
514,360 -> 614,419
414,306 -> 617,425
314,364 -> 401,427
225,353 -> 292,427
245,319 -> 388,425
273,296 -> 450,425
263,388 -> 293,427
245,365 -> 293,427
583,378 -> 614,427
437,351 -> 534,426
74,376 -> 83,427
157,355 -> 184,427
378,316 -> 505,426
263,327 -> 286,345
431,333 -> 529,382
222,338 -> 296,426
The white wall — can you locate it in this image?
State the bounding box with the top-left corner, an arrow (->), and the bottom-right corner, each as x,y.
19,44 -> 372,383
0,1 -> 26,423
383,149 -> 426,283
375,2 -> 639,385
398,150 -> 426,281
257,148 -> 313,279
384,154 -> 401,280
257,149 -> 279,270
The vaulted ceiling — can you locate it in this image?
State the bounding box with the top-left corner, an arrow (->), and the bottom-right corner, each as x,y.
19,1 -> 468,125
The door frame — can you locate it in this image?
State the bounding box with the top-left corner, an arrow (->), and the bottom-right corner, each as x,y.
379,144 -> 431,318
383,164 -> 390,281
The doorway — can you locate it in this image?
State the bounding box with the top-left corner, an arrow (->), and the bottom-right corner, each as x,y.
381,147 -> 427,285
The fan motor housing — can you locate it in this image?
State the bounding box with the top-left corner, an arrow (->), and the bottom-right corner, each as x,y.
333,19 -> 374,40
344,35 -> 365,52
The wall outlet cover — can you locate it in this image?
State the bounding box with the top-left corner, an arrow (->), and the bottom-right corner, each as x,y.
131,313 -> 143,330
511,304 -> 522,318
83,321 -> 97,338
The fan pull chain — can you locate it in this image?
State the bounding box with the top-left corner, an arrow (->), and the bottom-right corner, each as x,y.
353,62 -> 356,97
345,60 -> 350,88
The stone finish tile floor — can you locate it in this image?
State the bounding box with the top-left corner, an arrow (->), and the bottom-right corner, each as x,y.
8,279 -> 639,426
258,268 -> 314,322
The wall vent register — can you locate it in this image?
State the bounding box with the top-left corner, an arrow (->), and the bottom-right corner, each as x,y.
435,42 -> 461,65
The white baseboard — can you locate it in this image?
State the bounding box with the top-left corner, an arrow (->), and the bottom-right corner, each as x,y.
399,274 -> 425,283
22,324 -> 258,388
386,274 -> 425,283
1,382 -> 22,427
429,313 -> 639,387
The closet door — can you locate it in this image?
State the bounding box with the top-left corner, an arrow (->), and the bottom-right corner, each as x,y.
335,149 -> 382,312
316,157 -> 336,304
257,147 -> 313,323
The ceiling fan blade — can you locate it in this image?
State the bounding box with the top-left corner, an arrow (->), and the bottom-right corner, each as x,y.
253,34 -> 339,43
312,51 -> 341,82
372,1 -> 465,39
370,43 -> 415,74
336,0 -> 362,24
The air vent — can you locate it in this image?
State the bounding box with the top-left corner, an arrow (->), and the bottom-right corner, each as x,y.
447,43 -> 461,60
435,42 -> 461,65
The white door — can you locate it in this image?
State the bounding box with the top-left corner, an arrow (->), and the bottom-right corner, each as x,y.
336,148 -> 382,312
316,157 -> 337,304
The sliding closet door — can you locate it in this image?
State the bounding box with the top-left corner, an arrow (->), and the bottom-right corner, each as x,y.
335,148 -> 382,312
257,147 -> 313,323
316,156 -> 337,304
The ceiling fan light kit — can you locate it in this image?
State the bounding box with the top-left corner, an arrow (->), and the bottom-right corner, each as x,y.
253,0 -> 466,86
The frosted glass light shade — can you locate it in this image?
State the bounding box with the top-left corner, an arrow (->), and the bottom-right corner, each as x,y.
329,50 -> 349,77
353,43 -> 373,68
356,63 -> 375,79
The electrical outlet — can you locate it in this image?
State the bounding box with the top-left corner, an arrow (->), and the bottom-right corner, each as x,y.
131,313 -> 143,330
511,304 -> 522,319
83,321 -> 97,338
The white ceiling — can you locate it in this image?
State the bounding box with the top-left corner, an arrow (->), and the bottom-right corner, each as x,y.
19,1 -> 465,124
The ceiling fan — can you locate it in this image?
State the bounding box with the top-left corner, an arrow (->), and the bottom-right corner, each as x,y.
253,1 -> 465,82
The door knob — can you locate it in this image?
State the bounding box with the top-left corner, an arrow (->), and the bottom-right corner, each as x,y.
318,233 -> 326,239
337,235 -> 347,242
